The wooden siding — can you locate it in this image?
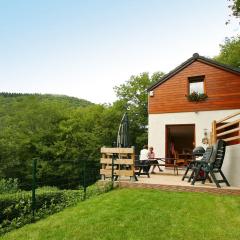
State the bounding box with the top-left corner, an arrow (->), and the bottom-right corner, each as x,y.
148,60 -> 240,114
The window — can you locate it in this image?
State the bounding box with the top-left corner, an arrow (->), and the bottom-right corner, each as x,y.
188,76 -> 205,94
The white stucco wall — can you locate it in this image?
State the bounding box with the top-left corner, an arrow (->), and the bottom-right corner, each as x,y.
222,144 -> 240,187
148,109 -> 240,186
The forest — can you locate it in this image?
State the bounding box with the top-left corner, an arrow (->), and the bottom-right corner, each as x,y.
0,72 -> 160,188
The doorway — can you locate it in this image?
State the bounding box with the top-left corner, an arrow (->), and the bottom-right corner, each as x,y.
166,124 -> 195,159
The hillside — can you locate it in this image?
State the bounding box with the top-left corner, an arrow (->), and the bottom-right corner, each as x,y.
0,92 -> 93,108
0,92 -> 105,187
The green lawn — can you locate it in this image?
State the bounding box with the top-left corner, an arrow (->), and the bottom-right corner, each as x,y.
1,188 -> 240,240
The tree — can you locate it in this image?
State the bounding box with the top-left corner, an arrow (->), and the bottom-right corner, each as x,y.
229,0 -> 240,18
226,0 -> 240,24
114,72 -> 164,152
214,35 -> 240,68
0,94 -> 107,188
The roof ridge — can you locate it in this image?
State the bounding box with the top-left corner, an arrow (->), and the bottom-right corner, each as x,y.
197,55 -> 240,73
148,53 -> 240,91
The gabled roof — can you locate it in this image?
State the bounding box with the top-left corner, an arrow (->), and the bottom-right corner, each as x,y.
148,53 -> 240,91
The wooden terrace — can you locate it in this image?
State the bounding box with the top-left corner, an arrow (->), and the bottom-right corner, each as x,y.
117,169 -> 240,195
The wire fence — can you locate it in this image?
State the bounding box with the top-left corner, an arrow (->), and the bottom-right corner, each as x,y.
30,158 -> 104,215
0,158 -> 113,235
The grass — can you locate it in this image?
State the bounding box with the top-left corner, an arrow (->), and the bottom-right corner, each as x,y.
1,188 -> 240,240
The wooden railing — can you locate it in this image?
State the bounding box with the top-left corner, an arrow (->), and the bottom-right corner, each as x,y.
211,111 -> 240,145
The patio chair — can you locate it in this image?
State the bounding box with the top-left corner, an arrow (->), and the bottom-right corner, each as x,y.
191,140 -> 230,188
182,146 -> 211,182
188,146 -> 214,184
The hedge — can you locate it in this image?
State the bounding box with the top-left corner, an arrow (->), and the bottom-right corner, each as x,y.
0,181 -> 113,235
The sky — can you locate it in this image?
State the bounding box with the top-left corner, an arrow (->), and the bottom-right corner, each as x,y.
0,0 -> 239,104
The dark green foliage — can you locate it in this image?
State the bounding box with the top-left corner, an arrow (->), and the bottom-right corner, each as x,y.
0,94 -> 121,189
0,190 -> 82,234
0,179 -> 19,194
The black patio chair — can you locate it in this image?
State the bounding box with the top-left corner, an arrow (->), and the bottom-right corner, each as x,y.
191,139 -> 230,188
188,146 -> 214,184
182,146 -> 210,182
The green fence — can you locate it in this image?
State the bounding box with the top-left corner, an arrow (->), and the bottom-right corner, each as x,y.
30,158 -> 101,216
0,158 -> 113,235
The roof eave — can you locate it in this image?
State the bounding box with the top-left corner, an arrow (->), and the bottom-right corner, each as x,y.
148,53 -> 240,92
147,56 -> 195,91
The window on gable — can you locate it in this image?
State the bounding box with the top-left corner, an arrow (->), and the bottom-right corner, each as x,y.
188,76 -> 205,94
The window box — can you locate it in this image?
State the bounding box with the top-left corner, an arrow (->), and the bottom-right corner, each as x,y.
185,91 -> 208,102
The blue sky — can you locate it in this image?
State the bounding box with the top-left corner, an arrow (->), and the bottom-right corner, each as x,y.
0,0 -> 238,103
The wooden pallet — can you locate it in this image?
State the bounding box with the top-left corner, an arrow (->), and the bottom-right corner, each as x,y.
100,147 -> 135,180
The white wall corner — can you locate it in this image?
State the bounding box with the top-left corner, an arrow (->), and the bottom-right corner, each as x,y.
222,144 -> 240,187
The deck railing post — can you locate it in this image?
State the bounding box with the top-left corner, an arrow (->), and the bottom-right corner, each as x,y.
212,120 -> 217,144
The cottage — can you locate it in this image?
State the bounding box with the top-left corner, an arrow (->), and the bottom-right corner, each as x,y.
147,53 -> 240,186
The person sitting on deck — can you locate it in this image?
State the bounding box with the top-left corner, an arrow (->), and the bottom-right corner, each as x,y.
148,147 -> 163,173
139,145 -> 150,173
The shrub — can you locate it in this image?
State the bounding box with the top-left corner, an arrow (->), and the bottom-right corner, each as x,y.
0,178 -> 19,194
0,190 -> 84,234
0,181 -> 113,235
36,186 -> 59,192
86,181 -> 113,198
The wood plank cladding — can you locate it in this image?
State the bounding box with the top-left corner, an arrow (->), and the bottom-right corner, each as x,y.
148,60 -> 240,114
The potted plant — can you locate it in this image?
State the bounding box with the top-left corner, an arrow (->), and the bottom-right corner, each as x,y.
185,91 -> 208,102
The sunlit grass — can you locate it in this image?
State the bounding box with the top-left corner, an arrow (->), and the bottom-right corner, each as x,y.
1,188 -> 240,240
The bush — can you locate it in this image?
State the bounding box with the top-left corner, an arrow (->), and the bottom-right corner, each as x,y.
86,181 -> 113,198
0,181 -> 113,235
0,190 -> 84,234
36,186 -> 59,192
0,178 -> 19,194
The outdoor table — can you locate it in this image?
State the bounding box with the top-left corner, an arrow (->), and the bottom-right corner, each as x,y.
134,160 -> 150,179
154,158 -> 179,175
